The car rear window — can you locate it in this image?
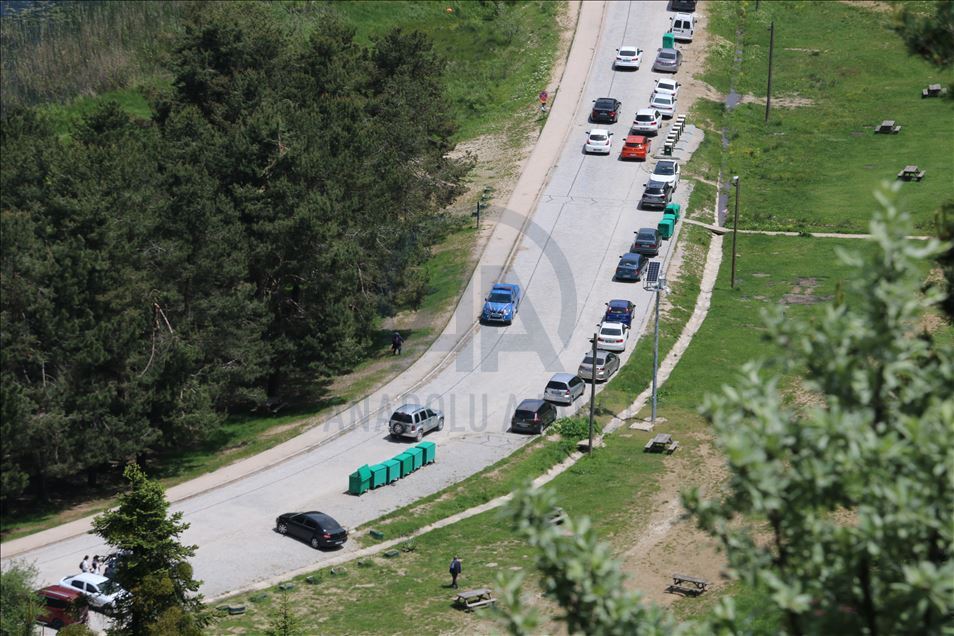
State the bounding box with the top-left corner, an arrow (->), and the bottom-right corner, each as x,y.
636,114 -> 653,122
514,409 -> 536,421
392,412 -> 413,423
595,99 -> 616,108
546,381 -> 567,390
602,326 -> 623,336
638,231 -> 657,241
660,51 -> 676,60
619,48 -> 637,57
653,95 -> 672,105
589,133 -> 607,141
625,141 -> 640,147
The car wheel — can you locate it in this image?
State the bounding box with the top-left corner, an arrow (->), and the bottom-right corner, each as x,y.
277,522 -> 288,535
415,429 -> 424,442
437,418 -> 444,431
311,536 -> 321,549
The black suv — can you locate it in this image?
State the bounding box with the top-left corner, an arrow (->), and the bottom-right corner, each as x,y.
591,97 -> 622,123
670,0 -> 697,11
631,228 -> 662,257
511,399 -> 557,434
640,180 -> 674,210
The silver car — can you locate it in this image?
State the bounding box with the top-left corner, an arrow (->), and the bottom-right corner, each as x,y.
652,47 -> 683,73
577,351 -> 621,383
388,404 -> 443,441
544,373 -> 586,405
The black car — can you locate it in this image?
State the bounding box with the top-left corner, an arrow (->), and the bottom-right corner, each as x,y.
276,511 -> 348,549
614,253 -> 648,281
640,180 -> 674,210
591,97 -> 622,123
631,228 -> 662,257
511,399 -> 557,434
670,0 -> 697,11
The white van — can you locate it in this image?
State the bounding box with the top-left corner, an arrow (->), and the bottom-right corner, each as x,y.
670,13 -> 695,42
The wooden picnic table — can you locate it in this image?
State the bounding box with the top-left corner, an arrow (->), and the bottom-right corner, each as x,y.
897,165 -> 926,181
874,120 -> 901,134
453,588 -> 497,612
668,573 -> 710,596
643,433 -> 679,454
923,83 -> 943,98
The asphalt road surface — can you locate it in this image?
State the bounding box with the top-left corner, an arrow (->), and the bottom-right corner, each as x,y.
6,0 -> 697,600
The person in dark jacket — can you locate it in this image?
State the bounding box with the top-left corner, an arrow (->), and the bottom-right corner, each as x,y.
449,556 -> 462,589
391,331 -> 404,355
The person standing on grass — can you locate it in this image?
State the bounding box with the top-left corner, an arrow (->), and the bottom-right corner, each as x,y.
391,331 -> 404,355
449,555 -> 462,589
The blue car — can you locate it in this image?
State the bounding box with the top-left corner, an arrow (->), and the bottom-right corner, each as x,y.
481,283 -> 521,324
604,299 -> 636,328
614,253 -> 648,281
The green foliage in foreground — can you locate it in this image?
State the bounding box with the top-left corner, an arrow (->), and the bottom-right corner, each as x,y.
0,562 -> 42,636
92,464 -> 207,636
500,187 -> 954,635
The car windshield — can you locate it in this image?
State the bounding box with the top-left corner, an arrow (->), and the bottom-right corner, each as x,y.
654,163 -> 676,175
619,48 -> 637,57
392,412 -> 413,423
589,133 -> 607,141
658,81 -> 676,91
659,51 -> 676,61
608,306 -> 627,313
99,580 -> 121,595
488,292 -> 511,303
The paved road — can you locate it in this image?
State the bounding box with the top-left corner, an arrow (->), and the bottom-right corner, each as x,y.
5,0 -> 696,600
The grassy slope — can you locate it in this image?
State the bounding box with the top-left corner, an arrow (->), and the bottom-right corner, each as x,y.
705,0 -> 954,233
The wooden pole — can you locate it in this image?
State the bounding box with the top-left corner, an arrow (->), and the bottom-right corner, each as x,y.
589,332 -> 597,454
765,20 -> 775,123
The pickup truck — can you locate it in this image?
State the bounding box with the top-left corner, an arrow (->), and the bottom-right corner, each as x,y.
481,283 -> 521,324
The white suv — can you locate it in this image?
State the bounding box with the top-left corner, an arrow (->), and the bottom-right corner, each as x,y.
631,109 -> 662,136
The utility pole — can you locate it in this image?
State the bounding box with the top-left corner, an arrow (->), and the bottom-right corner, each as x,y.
476,186 -> 491,228
765,20 -> 775,122
588,330 -> 597,453
731,176 -> 740,288
644,261 -> 665,427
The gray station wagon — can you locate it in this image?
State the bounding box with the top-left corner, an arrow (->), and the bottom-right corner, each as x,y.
389,404 -> 444,441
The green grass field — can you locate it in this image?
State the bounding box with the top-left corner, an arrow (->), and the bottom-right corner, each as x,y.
701,0 -> 954,233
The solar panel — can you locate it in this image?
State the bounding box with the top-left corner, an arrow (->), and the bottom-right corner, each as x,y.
646,261 -> 661,284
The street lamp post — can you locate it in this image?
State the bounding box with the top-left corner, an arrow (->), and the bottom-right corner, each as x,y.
644,262 -> 666,428
588,330 -> 597,454
476,186 -> 492,228
730,175 -> 740,289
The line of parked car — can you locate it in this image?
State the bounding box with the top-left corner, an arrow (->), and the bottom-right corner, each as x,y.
269,0 -> 700,557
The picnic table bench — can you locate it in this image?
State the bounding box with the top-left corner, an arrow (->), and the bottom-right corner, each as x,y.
897,165 -> 926,181
922,84 -> 944,98
874,120 -> 901,134
668,573 -> 710,596
453,588 -> 497,612
643,433 -> 679,454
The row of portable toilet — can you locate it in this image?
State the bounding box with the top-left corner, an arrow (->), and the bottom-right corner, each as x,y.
348,441 -> 437,495
658,202 -> 682,240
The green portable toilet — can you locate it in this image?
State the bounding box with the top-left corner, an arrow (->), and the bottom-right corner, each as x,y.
663,212 -> 678,227
395,452 -> 414,477
416,441 -> 436,464
662,32 -> 675,50
369,463 -> 388,489
382,458 -> 401,483
658,218 -> 675,240
348,464 -> 372,495
664,203 -> 681,220
408,446 -> 424,471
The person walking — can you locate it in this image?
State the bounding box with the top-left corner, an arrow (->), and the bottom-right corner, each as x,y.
91,555 -> 102,574
391,331 -> 404,355
79,555 -> 91,573
449,556 -> 462,589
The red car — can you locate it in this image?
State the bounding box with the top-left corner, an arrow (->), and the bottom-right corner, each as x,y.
36,585 -> 88,630
620,135 -> 650,161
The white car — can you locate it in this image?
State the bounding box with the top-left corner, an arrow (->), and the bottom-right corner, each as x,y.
614,45 -> 643,69
59,573 -> 126,611
651,160 -> 681,190
597,322 -> 629,352
649,92 -> 677,118
631,109 -> 662,136
653,78 -> 680,99
584,129 -> 613,154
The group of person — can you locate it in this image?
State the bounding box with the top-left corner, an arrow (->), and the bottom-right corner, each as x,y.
79,554 -> 105,575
